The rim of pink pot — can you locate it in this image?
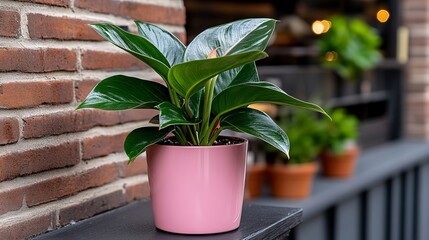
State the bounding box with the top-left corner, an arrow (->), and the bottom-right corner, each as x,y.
149,136 -> 248,150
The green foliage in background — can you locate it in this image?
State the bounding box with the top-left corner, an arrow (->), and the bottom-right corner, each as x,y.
317,16 -> 382,80
76,19 -> 329,162
266,109 -> 324,165
265,108 -> 358,164
319,109 -> 359,154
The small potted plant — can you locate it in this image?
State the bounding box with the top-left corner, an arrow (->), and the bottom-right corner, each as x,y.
77,19 -> 329,234
319,108 -> 360,178
317,15 -> 382,81
266,109 -> 323,199
317,15 -> 382,98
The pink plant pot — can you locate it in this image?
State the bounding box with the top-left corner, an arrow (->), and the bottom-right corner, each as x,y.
146,137 -> 248,234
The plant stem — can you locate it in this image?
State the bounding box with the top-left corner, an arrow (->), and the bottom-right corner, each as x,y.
201,116 -> 219,144
168,87 -> 181,107
194,125 -> 200,143
208,127 -> 224,145
186,125 -> 198,145
184,97 -> 194,119
200,76 -> 217,145
174,127 -> 187,145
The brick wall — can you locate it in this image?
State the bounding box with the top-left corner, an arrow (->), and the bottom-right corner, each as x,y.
0,0 -> 185,239
403,0 -> 429,139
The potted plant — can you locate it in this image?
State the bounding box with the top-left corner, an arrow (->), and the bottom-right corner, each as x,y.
317,15 -> 382,81
317,15 -> 382,98
77,19 -> 329,234
266,109 -> 323,199
319,108 -> 360,178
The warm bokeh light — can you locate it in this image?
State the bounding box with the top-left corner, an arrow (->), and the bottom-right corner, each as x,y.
312,21 -> 324,35
325,51 -> 338,62
377,9 -> 390,23
249,103 -> 278,117
321,20 -> 331,33
313,20 -> 331,34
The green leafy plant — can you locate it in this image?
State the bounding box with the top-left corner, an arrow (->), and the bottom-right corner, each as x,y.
265,109 -> 324,164
317,16 -> 382,80
320,108 -> 359,154
77,18 -> 329,162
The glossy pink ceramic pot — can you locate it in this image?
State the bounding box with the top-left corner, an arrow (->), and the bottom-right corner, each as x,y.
146,138 -> 248,234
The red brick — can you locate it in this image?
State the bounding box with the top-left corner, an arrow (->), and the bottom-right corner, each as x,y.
75,0 -> 186,25
404,13 -> 429,23
119,109 -> 158,123
409,38 -> 429,47
119,156 -> 147,177
75,79 -> 99,101
23,109 -> 121,139
406,83 -> 429,94
119,2 -> 186,25
0,117 -> 19,145
75,109 -> 122,130
0,80 -> 73,109
58,190 -> 125,225
75,0 -> 119,16
125,181 -> 150,203
405,123 -> 429,139
0,10 -> 20,37
0,188 -> 24,215
25,163 -> 118,206
0,48 -> 76,73
81,50 -> 147,70
18,0 -> 69,7
28,14 -> 103,41
406,99 -> 429,118
409,59 -> 429,69
0,141 -> 80,181
82,132 -> 127,160
23,111 -> 79,139
0,212 -> 54,240
403,1 -> 429,11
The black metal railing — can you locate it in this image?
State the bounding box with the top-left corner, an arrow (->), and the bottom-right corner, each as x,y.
253,140 -> 429,240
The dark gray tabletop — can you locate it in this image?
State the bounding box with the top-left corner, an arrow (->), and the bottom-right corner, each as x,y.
33,201 -> 302,240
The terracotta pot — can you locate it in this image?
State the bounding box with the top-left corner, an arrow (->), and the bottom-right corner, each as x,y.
321,146 -> 360,178
267,162 -> 318,199
246,164 -> 266,198
146,137 -> 248,234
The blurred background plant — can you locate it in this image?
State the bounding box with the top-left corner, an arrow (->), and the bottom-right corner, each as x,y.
265,108 -> 324,165
264,107 -> 359,163
317,15 -> 382,80
264,107 -> 323,198
319,108 -> 359,154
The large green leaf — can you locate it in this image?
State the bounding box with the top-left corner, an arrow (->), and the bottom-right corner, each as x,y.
184,18 -> 276,61
215,62 -> 259,96
156,102 -> 199,129
90,23 -> 170,79
220,108 -> 289,157
188,90 -> 203,119
135,21 -> 185,66
168,51 -> 268,98
77,75 -> 169,110
212,81 -> 329,118
124,126 -> 173,162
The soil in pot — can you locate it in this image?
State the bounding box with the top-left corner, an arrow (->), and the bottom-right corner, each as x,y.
267,162 -> 318,199
321,146 -> 360,178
